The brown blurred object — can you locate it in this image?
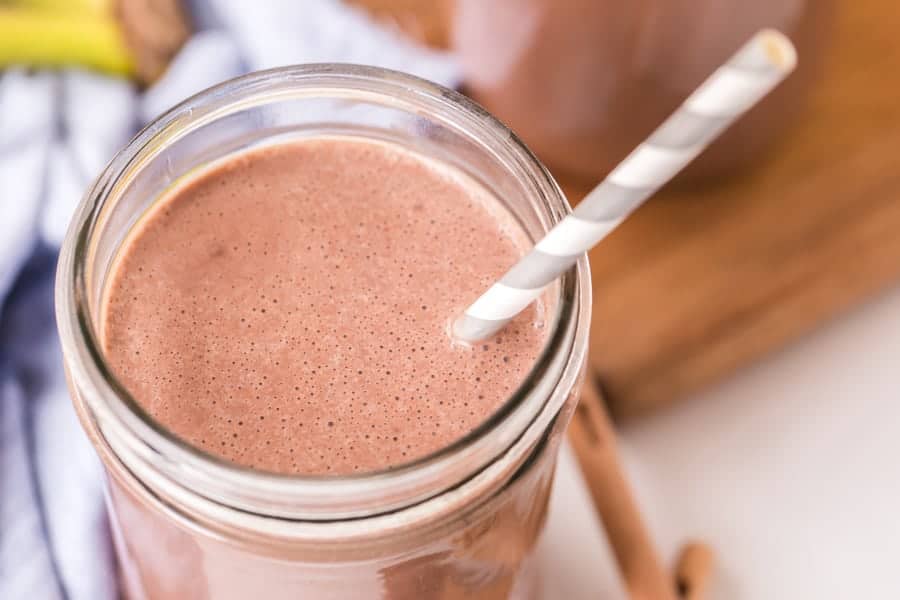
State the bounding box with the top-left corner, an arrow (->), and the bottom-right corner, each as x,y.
675,543 -> 715,600
452,0 -> 835,184
115,0 -> 191,84
569,374 -> 676,600
345,0 -> 453,49
580,0 -> 900,419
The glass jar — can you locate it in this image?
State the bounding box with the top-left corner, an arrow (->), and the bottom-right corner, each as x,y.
453,0 -> 835,183
56,65 -> 592,600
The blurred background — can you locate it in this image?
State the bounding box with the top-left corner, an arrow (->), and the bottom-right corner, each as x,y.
1,1 -> 899,599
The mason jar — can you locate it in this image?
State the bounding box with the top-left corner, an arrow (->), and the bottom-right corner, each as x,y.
56,65 -> 591,600
453,0 -> 835,183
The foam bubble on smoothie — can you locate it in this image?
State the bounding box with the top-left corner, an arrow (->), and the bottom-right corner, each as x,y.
101,137 -> 550,475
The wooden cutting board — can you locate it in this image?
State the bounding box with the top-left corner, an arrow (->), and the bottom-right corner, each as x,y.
351,0 -> 900,419
577,1 -> 900,419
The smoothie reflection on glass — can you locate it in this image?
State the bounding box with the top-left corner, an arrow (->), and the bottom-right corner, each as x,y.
56,65 -> 591,599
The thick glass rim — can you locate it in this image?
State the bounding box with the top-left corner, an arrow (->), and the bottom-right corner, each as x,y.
56,64 -> 589,519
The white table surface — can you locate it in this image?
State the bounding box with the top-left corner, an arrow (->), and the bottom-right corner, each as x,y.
538,281 -> 900,599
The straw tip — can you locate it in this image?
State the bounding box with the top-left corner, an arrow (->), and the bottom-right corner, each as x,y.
450,316 -> 473,344
755,28 -> 798,73
450,313 -> 498,344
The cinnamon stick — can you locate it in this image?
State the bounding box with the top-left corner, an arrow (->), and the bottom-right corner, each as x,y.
674,542 -> 715,600
567,375 -> 675,600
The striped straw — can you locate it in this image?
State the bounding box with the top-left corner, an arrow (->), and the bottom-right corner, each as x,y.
453,29 -> 797,342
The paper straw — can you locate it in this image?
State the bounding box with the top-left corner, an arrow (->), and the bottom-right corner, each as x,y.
453,29 -> 797,342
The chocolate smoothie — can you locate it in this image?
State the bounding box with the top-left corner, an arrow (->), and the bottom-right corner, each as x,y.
453,0 -> 833,181
101,136 -> 549,475
58,66 -> 591,600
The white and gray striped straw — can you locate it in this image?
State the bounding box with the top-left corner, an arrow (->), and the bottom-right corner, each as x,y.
453,29 -> 798,342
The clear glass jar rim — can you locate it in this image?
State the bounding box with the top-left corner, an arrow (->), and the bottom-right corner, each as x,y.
56,64 -> 591,520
